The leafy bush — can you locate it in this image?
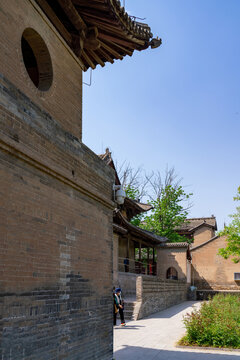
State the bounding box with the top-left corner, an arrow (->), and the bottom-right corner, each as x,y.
181,294 -> 240,348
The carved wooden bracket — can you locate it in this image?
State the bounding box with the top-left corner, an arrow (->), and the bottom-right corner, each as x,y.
71,26 -> 100,57
84,27 -> 100,51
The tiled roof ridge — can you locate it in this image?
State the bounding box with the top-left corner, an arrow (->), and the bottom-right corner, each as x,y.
189,222 -> 215,231
185,216 -> 216,221
190,235 -> 220,251
159,242 -> 189,248
107,0 -> 153,40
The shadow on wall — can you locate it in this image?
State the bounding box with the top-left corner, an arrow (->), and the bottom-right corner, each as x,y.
192,265 -> 214,293
114,346 -> 240,360
192,266 -> 218,300
192,266 -> 240,300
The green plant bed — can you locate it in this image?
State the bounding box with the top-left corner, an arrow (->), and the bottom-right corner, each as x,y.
179,294 -> 240,349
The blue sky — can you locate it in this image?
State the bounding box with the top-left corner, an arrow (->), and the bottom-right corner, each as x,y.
82,0 -> 240,230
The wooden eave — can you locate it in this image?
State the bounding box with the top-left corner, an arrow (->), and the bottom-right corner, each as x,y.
114,210 -> 166,246
113,223 -> 128,235
35,0 -> 162,71
123,198 -> 152,221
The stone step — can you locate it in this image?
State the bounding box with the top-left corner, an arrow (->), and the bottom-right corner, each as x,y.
124,303 -> 135,310
123,300 -> 137,320
124,310 -> 135,319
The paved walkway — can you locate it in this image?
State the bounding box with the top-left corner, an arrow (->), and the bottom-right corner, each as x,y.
114,301 -> 240,360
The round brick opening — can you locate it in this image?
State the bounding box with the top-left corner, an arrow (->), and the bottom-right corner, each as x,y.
21,28 -> 53,91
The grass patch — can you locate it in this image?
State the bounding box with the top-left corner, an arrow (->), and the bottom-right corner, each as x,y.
179,294 -> 240,349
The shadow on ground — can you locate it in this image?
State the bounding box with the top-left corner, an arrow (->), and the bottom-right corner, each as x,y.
114,345 -> 240,360
146,301 -> 200,319
115,325 -> 145,330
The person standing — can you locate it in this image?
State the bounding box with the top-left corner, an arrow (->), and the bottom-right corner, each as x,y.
114,288 -> 126,326
113,287 -> 119,326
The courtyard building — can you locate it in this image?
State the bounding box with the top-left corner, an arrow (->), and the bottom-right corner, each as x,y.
159,217 -> 240,300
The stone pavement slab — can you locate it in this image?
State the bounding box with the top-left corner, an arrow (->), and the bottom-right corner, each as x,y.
114,301 -> 240,360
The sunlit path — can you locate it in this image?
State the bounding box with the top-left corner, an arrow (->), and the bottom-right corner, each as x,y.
114,301 -> 240,360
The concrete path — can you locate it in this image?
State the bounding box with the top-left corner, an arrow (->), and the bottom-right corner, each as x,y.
114,301 -> 240,360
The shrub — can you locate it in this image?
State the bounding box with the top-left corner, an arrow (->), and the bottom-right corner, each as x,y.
181,294 -> 240,348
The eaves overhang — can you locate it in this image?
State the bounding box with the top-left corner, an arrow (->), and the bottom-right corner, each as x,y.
35,0 -> 162,71
114,209 -> 167,245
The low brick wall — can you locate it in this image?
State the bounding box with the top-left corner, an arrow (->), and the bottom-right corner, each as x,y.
136,276 -> 188,319
116,273 -> 188,320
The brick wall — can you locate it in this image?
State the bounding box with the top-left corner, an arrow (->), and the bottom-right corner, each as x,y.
0,81 -> 114,360
191,236 -> 240,290
0,0 -> 83,140
115,273 -> 187,320
136,276 -> 188,319
193,226 -> 215,247
157,247 -> 188,281
0,1 -> 115,358
117,272 -> 137,298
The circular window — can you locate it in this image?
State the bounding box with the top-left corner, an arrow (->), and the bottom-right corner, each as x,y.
21,28 -> 53,91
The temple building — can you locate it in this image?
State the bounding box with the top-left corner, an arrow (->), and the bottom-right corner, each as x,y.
176,216 -> 217,244
0,1 -> 161,358
158,217 -> 240,299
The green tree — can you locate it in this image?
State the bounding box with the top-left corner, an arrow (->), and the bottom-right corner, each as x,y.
218,186 -> 240,263
124,185 -> 144,227
140,185 -> 192,242
118,163 -> 193,241
125,184 -> 140,201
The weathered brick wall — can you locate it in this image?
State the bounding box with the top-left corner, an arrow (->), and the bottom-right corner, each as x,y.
0,1 -> 115,359
136,276 -> 188,319
0,74 -> 113,203
157,247 -> 188,281
191,236 -> 240,291
193,226 -> 215,247
0,150 -> 114,359
115,273 -> 187,320
0,0 -> 83,140
0,82 -> 114,360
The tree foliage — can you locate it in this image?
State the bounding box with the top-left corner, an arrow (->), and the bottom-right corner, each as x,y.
141,185 -> 192,242
119,162 -> 193,242
117,162 -> 149,200
218,186 -> 240,263
124,184 -> 140,201
124,185 -> 144,227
